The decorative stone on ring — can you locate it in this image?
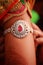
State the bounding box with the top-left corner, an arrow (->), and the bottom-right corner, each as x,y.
4,20 -> 31,38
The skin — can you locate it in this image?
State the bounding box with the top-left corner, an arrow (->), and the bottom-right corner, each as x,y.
0,16 -> 43,65
0,0 -> 36,65
32,23 -> 43,47
4,11 -> 36,65
0,17 -> 43,65
0,0 -> 43,65
32,23 -> 43,64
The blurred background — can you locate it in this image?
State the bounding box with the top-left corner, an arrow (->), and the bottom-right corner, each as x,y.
31,0 -> 43,31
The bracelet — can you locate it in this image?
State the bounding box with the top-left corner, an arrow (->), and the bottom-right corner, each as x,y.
4,20 -> 33,38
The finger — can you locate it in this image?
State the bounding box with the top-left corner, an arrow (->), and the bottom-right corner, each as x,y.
33,30 -> 43,37
35,37 -> 43,44
32,23 -> 41,31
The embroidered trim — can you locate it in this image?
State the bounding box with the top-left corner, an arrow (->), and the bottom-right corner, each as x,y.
0,0 -> 19,19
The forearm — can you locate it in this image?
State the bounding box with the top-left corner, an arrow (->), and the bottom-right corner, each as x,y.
4,12 -> 36,65
5,31 -> 36,65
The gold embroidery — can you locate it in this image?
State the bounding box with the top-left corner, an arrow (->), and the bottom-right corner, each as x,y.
0,0 -> 22,13
0,6 -> 5,14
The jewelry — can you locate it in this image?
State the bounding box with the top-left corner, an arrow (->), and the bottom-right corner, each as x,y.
4,20 -> 33,38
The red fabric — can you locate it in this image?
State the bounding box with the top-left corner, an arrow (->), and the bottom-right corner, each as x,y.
3,5 -> 25,22
0,0 -> 19,20
9,5 -> 25,14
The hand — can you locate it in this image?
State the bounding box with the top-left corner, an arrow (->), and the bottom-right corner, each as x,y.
32,23 -> 43,47
33,30 -> 43,47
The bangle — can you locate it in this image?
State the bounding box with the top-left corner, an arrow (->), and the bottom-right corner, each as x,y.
4,20 -> 33,38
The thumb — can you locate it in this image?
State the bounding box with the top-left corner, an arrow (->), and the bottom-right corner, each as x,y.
33,30 -> 43,37
35,37 -> 43,45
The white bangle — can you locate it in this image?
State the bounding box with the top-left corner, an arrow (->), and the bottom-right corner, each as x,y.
4,20 -> 33,38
